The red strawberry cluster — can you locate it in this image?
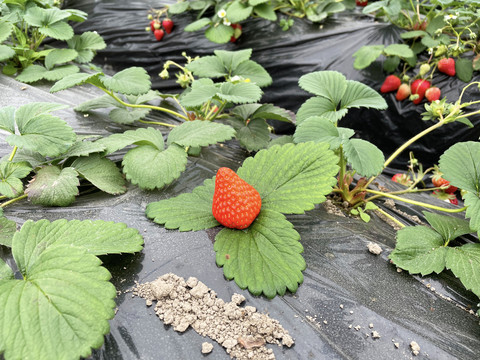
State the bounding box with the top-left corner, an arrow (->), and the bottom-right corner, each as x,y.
148,18 -> 174,42
212,167 -> 262,229
230,23 -> 242,43
431,167 -> 458,205
380,57 -> 457,105
355,0 -> 368,6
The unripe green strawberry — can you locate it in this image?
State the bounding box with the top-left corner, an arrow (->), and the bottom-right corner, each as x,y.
212,167 -> 262,229
419,63 -> 430,76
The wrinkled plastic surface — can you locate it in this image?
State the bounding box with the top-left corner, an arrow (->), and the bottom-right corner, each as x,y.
62,0 -> 480,168
1,74 -> 479,360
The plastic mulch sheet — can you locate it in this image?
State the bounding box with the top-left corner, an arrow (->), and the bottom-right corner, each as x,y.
63,0 -> 480,169
1,74 -> 479,359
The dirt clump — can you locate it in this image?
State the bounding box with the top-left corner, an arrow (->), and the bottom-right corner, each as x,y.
133,273 -> 294,359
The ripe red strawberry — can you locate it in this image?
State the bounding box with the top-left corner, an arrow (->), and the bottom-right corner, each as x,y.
425,86 -> 441,102
212,167 -> 262,229
431,170 -> 457,194
154,29 -> 164,41
410,79 -> 431,104
449,197 -> 458,205
392,173 -> 413,186
230,23 -> 242,43
438,58 -> 456,76
150,20 -> 156,32
355,0 -> 368,6
162,18 -> 174,34
380,75 -> 401,93
412,20 -> 428,31
395,83 -> 411,101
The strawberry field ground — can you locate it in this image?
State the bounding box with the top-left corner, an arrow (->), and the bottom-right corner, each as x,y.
1,0 -> 480,359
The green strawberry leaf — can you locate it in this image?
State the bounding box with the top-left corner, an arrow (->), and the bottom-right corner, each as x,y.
72,154 -> 126,195
231,60 -> 273,87
0,216 -> 17,247
187,55 -> 227,78
299,71 -> 347,104
463,192 -> 480,233
43,64 -> 80,82
215,49 -> 252,72
237,142 -> 339,213
74,94 -> 124,112
44,48 -> 78,70
423,211 -> 472,242
235,118 -> 270,152
180,79 -> 219,108
389,226 -> 447,275
146,178 -> 219,231
13,219 -> 143,262
214,209 -> 305,298
7,113 -> 76,157
122,144 -> 187,190
0,245 -> 115,360
38,21 -> 74,40
341,80 -> 388,110
60,140 -> 106,158
0,258 -> 13,279
0,45 -> 15,62
253,3 -> 277,20
50,72 -> 103,93
400,30 -> 428,39
0,20 -> 12,43
226,1 -> 252,23
205,23 -> 234,44
293,116 -> 354,150
296,94 -> 344,124
231,104 -> 262,120
67,31 -> 106,53
268,135 -> 294,147
456,58 -> 473,83
383,55 -> 401,73
168,1 -> 190,14
15,64 -> 48,83
251,103 -> 292,122
352,45 -> 384,69
249,0 -> 269,5
167,120 -> 235,148
0,106 -> 16,134
96,127 -> 164,154
217,82 -> 263,104
384,44 -> 414,58
439,141 -> 479,194
109,108 -> 150,124
343,138 -> 384,177
0,161 -> 32,197
445,244 -> 480,298
14,102 -> 68,123
25,166 -> 79,206
100,67 -> 151,95
184,18 -> 211,32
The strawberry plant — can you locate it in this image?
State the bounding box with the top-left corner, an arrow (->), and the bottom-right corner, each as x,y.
291,70 -> 480,310
51,49 -> 293,152
0,218 -> 143,360
146,142 -> 339,298
0,0 -> 106,81
149,0 -> 348,44
353,1 -> 480,105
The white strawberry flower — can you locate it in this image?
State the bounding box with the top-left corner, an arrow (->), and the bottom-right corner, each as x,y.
223,18 -> 231,26
217,9 -> 226,18
230,75 -> 241,82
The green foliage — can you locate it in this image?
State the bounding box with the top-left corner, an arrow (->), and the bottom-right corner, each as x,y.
439,141 -> 480,232
214,209 -> 305,298
146,142 -> 339,297
0,161 -> 32,198
0,216 -> 16,247
156,0 -> 344,44
25,166 -> 79,206
296,71 -> 387,124
0,2 -> 105,80
390,212 -> 480,299
0,219 -> 143,360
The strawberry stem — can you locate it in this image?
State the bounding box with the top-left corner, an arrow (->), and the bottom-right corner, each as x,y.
366,189 -> 466,213
375,208 -> 406,228
101,88 -> 189,122
1,194 -> 28,208
8,146 -> 18,162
